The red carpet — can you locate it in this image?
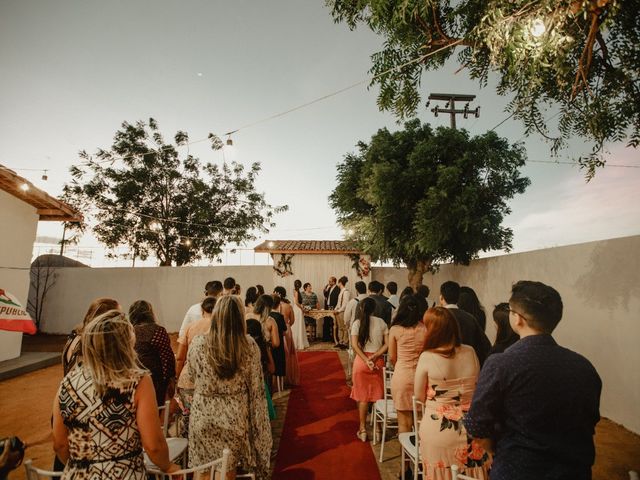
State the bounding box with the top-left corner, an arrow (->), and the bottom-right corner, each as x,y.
272,351 -> 381,480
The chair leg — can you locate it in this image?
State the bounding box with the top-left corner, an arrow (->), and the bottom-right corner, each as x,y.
378,419 -> 386,462
401,449 -> 406,480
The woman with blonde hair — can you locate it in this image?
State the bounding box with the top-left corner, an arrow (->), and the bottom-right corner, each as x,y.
414,307 -> 491,480
188,295 -> 272,479
61,297 -> 120,375
53,310 -> 179,478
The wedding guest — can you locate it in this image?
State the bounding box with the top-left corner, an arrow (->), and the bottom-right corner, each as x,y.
368,281 -> 393,326
459,286 -> 487,332
344,281 -> 367,332
256,284 -> 265,296
187,296 -> 272,479
53,310 -> 180,478
178,280 -> 222,339
175,296 -> 216,436
245,286 -> 259,313
290,280 -> 309,350
416,284 -> 430,306
269,294 -> 287,387
465,281 -> 602,480
62,297 -> 120,375
334,276 -> 352,347
414,307 -> 490,480
386,282 -> 399,309
350,297 -> 389,442
233,283 -> 242,296
246,318 -> 276,420
439,281 -> 491,365
223,277 -> 236,295
246,295 -> 280,350
389,295 -> 428,434
301,282 -> 320,339
274,286 -> 300,386
129,300 -> 176,406
400,286 -> 414,300
488,302 -> 519,355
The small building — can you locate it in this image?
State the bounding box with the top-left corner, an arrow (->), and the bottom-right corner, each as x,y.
253,240 -> 371,301
0,165 -> 81,361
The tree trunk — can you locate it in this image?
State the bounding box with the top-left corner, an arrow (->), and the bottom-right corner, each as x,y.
407,259 -> 431,291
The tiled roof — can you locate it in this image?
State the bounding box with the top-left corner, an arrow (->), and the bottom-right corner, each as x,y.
0,165 -> 82,222
254,240 -> 362,254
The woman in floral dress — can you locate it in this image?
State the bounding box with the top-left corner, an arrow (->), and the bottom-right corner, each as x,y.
188,295 -> 272,479
414,307 -> 491,480
53,310 -> 179,479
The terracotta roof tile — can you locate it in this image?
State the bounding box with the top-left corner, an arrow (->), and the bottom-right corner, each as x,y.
254,240 -> 362,254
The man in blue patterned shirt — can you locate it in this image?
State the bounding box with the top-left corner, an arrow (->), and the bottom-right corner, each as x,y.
464,281 -> 602,480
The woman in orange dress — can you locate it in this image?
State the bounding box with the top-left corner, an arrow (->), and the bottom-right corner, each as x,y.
414,307 -> 491,480
389,294 -> 428,434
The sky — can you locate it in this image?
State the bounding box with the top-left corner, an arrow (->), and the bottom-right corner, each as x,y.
1,0 -> 638,267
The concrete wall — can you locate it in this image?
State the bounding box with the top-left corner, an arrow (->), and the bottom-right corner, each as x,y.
0,190 -> 39,361
40,265 -> 274,334
373,235 -> 640,434
38,236 -> 640,433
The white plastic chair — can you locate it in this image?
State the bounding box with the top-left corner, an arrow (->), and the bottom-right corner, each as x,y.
24,460 -> 63,479
145,437 -> 189,471
147,448 -> 229,480
373,367 -> 398,461
398,396 -> 424,480
451,464 -> 480,480
158,400 -> 172,436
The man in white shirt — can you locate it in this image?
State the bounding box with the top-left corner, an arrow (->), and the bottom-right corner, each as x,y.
334,276 -> 352,348
386,281 -> 399,309
344,281 -> 367,336
178,280 -> 222,338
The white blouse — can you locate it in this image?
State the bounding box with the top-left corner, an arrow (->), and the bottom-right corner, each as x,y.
351,315 -> 388,353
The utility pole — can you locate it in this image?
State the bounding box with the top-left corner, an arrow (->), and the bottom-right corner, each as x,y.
427,93 -> 480,129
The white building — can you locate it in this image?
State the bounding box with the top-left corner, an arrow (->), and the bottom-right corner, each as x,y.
0,165 -> 80,361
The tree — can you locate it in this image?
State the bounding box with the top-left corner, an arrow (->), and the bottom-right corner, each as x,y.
64,118 -> 287,266
330,119 -> 530,288
327,0 -> 639,178
27,256 -> 58,330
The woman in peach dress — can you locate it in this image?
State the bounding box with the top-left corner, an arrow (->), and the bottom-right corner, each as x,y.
414,307 -> 491,480
389,294 -> 428,434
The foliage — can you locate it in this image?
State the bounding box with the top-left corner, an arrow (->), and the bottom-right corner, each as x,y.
326,0 -> 639,178
330,119 -> 529,286
64,118 -> 287,266
273,254 -> 295,277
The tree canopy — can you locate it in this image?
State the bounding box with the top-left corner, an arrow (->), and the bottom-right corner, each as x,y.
330,119 -> 530,287
327,0 -> 639,178
64,118 -> 286,266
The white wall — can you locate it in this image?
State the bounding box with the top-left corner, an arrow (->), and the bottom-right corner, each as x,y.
41,265 -> 275,334
373,235 -> 640,434
0,190 -> 39,361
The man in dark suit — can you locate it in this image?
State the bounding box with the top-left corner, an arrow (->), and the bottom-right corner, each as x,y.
439,281 -> 491,365
368,280 -> 393,326
323,276 -> 340,309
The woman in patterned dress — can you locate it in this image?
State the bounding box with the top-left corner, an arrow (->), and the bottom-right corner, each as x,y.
128,300 -> 176,406
414,307 -> 491,480
53,310 -> 179,479
187,295 -> 272,479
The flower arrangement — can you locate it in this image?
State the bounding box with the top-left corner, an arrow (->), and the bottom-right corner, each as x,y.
272,253 -> 294,277
348,254 -> 371,278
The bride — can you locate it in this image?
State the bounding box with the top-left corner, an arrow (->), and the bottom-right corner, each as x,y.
291,280 -> 309,350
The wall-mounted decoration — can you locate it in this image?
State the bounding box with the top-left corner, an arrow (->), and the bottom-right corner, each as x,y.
272,253 -> 295,277
348,254 -> 371,278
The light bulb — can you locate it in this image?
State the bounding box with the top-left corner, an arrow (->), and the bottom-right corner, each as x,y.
268,241 -> 275,248
184,239 -> 191,246
531,18 -> 546,38
20,183 -> 29,191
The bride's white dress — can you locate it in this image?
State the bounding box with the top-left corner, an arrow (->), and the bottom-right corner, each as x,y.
291,302 -> 309,350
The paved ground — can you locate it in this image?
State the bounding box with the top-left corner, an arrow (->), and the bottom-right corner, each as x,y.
2,334 -> 639,479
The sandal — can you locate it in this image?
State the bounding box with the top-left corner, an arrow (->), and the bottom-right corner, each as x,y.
357,429 -> 367,442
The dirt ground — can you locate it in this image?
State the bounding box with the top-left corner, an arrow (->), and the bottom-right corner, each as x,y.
2,334 -> 639,479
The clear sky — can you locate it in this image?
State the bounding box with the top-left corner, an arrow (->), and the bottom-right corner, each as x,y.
1,0 -> 638,266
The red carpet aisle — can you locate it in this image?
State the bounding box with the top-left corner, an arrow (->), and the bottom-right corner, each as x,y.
272,351 -> 381,480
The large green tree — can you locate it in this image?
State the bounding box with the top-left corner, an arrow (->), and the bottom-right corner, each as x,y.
327,0 -> 639,178
64,118 -> 286,266
330,119 -> 530,287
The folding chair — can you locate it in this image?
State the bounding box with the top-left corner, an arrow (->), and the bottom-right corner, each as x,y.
24,460 -> 63,479
398,396 -> 424,480
158,400 -> 171,437
451,464 -> 480,480
147,448 -> 230,480
373,367 -> 398,462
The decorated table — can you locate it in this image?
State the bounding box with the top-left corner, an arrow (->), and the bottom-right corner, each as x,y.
304,309 -> 336,340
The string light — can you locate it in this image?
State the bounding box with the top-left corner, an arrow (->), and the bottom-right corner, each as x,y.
20,183 -> 29,191
530,18 -> 546,38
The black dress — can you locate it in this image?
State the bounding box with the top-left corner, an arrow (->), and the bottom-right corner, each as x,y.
269,311 -> 287,377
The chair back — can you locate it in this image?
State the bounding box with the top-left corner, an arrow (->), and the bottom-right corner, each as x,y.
411,396 -> 425,462
24,460 -> 63,479
149,448 -> 229,480
158,400 -> 171,436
